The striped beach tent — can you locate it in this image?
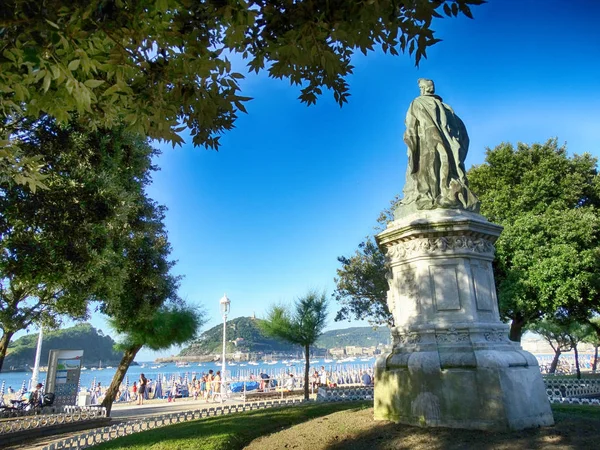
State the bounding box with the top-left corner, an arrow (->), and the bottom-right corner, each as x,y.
120,377 -> 131,402
153,377 -> 163,399
90,378 -> 98,405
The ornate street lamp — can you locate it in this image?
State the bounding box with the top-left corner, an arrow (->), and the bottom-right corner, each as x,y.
219,293 -> 230,401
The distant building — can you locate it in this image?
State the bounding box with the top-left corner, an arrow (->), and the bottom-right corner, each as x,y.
329,347 -> 346,358
345,346 -> 364,356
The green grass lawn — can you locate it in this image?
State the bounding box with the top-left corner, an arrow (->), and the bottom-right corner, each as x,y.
550,403 -> 600,419
93,402 -> 600,450
94,401 -> 371,450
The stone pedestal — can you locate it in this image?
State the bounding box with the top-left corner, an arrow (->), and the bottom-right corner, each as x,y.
374,209 -> 553,430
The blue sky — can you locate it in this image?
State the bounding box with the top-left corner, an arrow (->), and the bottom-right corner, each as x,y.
85,1 -> 600,360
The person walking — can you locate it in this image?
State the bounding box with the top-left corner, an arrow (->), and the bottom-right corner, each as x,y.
138,373 -> 147,405
211,370 -> 222,402
206,370 -> 214,402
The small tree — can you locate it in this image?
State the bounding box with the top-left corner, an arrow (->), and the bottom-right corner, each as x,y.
260,290 -> 328,400
101,305 -> 203,415
529,319 -> 574,375
584,318 -> 600,373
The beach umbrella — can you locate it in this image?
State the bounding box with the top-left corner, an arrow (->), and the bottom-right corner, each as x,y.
89,377 -> 98,404
19,380 -> 26,396
121,377 -> 131,402
1,380 -> 5,395
154,377 -> 163,399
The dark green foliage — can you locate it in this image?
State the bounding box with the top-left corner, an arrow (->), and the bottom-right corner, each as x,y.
469,140 -> 600,341
4,323 -> 123,369
0,118 -> 157,370
115,306 -> 203,352
0,1 -> 484,148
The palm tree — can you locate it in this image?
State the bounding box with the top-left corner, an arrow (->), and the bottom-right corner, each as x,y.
260,290 -> 328,400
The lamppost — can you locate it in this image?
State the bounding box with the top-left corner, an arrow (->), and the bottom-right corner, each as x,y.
219,293 -> 231,401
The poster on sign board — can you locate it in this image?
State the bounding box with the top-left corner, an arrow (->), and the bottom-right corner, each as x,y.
46,349 -> 84,406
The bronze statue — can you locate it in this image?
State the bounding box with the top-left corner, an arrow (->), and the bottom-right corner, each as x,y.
396,79 -> 480,217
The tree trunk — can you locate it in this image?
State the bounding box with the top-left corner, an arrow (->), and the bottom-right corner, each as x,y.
509,316 -> 526,342
593,345 -> 598,373
549,349 -> 561,374
101,344 -> 142,416
304,344 -> 310,401
0,331 -> 15,373
573,344 -> 581,379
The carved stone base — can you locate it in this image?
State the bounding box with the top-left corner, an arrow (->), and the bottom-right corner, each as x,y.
374,209 -> 554,430
374,338 -> 554,430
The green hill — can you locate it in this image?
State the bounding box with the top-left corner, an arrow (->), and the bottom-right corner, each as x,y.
179,316 -> 299,356
179,317 -> 391,356
3,323 -> 124,371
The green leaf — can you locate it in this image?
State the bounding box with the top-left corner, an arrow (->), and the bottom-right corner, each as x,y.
42,72 -> 52,92
45,19 -> 60,29
84,80 -> 105,88
68,59 -> 81,71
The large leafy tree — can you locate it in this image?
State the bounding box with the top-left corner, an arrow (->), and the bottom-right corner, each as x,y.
260,290 -> 328,400
0,0 -> 484,185
0,118 -> 155,371
469,140 -> 600,341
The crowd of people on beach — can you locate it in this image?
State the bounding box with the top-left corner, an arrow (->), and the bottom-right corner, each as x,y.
99,366 -> 375,405
2,366 -> 376,409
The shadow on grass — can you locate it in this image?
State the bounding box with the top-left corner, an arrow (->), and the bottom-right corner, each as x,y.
94,401 -> 370,450
325,405 -> 600,450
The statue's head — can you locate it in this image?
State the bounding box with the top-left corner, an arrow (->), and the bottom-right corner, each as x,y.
418,78 -> 435,95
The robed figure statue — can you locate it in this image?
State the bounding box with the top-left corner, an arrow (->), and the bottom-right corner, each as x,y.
396,79 -> 480,216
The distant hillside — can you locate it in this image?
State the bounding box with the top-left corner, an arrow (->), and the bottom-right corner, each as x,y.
3,323 -> 124,371
179,317 -> 391,357
179,316 -> 299,356
316,326 -> 391,349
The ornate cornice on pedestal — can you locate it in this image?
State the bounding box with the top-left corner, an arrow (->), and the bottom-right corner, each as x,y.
483,330 -> 508,342
385,236 -> 495,260
390,327 -> 510,349
435,327 -> 470,344
393,332 -> 422,346
376,210 -> 503,256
